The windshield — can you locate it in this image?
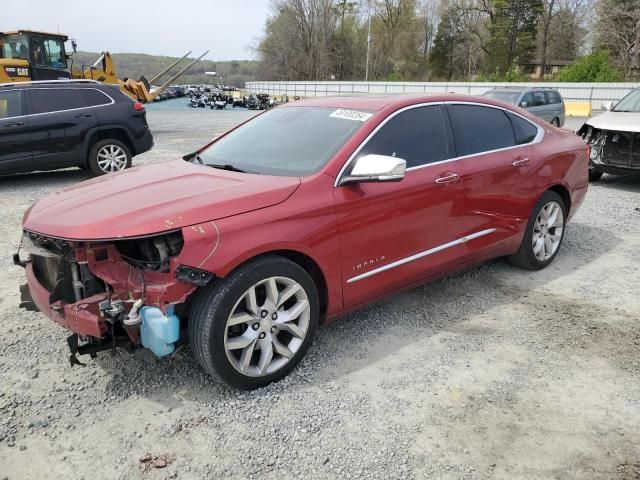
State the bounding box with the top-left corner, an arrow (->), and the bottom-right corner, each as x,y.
613,89 -> 640,112
198,107 -> 371,176
32,36 -> 66,68
482,90 -> 521,105
1,34 -> 29,60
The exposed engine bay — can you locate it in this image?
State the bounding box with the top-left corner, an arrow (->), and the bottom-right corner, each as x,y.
15,229 -> 213,365
579,124 -> 640,172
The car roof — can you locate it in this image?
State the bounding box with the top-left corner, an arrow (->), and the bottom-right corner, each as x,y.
488,86 -> 559,93
281,93 -> 501,111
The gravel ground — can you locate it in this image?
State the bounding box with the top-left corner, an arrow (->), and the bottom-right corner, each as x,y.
0,101 -> 639,480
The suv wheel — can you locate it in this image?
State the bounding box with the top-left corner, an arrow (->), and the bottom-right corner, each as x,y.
550,117 -> 560,127
508,191 -> 566,270
88,139 -> 132,175
188,255 -> 319,390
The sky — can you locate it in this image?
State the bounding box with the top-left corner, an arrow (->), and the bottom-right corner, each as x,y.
2,0 -> 272,61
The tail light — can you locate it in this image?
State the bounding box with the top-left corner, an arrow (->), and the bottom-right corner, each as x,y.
133,102 -> 145,111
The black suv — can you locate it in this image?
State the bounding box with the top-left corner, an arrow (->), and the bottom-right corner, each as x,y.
0,80 -> 153,176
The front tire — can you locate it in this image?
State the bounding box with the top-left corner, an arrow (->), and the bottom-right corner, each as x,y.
508,191 -> 566,270
88,139 -> 132,176
188,255 -> 319,390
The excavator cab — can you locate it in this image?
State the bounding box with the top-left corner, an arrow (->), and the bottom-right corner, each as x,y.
0,30 -> 71,82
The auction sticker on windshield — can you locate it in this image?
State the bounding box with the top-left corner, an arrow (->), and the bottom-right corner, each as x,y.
330,109 -> 373,122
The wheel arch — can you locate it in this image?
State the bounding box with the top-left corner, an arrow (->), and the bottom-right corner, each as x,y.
83,126 -> 136,164
209,249 -> 331,322
548,184 -> 571,216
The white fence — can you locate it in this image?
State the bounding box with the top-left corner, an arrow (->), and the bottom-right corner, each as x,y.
246,81 -> 640,110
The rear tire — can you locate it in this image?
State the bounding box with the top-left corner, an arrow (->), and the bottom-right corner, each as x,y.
508,191 -> 566,270
188,255 -> 319,390
550,117 -> 560,127
88,139 -> 132,176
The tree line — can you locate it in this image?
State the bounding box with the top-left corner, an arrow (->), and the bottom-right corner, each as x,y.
255,0 -> 640,81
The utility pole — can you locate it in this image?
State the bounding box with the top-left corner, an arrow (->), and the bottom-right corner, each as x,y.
365,0 -> 372,81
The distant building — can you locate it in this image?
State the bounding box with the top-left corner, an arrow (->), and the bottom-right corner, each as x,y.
520,60 -> 574,79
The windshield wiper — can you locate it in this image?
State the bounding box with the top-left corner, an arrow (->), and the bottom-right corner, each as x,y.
207,163 -> 247,173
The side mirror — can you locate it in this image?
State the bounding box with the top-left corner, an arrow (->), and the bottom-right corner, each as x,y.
338,154 -> 406,186
520,101 -> 528,108
604,101 -> 615,111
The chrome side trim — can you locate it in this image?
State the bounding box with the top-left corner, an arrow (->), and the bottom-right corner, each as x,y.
346,228 -> 497,284
334,100 -> 544,186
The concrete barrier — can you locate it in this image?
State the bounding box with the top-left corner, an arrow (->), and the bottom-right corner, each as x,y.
565,101 -> 592,117
246,81 -> 640,112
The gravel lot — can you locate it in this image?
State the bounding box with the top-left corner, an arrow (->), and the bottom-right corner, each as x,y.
0,100 -> 639,480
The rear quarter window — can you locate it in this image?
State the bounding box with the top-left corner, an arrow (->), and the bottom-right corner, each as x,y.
78,88 -> 113,106
446,104 -> 515,157
508,112 -> 539,145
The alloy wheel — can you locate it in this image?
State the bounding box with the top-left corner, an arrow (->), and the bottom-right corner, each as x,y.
224,276 -> 310,377
97,144 -> 128,173
532,201 -> 564,261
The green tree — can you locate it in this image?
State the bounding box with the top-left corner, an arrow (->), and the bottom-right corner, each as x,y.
429,8 -> 463,80
485,0 -> 543,74
555,50 -> 624,81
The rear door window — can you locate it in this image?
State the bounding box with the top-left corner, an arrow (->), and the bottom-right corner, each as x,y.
78,88 -> 113,106
27,88 -> 86,114
357,105 -> 451,169
0,90 -> 25,119
446,104 -> 515,157
533,92 -> 547,107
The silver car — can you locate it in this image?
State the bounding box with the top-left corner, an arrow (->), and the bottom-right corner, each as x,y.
482,87 -> 565,127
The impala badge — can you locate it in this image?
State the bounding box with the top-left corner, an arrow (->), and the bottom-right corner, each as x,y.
353,256 -> 386,271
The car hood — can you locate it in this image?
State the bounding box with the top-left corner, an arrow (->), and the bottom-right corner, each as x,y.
584,110 -> 640,133
23,160 -> 301,240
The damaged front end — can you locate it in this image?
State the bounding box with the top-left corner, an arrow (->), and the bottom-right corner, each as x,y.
15,228 -> 214,365
579,124 -> 640,175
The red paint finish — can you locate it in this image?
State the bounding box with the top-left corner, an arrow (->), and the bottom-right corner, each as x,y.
334,166 -> 465,309
21,94 -> 588,341
24,159 -> 300,240
26,264 -> 106,338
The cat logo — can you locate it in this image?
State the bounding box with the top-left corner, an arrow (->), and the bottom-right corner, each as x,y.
4,67 -> 30,77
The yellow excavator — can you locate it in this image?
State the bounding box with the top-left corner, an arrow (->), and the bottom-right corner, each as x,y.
0,30 -> 208,102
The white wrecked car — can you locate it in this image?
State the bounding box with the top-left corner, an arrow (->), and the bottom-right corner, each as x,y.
578,87 -> 640,181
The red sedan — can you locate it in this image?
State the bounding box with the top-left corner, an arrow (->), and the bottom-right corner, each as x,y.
17,94 -> 589,389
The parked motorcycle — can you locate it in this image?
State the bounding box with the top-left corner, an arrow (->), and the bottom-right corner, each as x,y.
188,90 -> 208,108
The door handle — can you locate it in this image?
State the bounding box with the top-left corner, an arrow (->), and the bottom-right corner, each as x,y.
512,156 -> 530,167
3,121 -> 24,127
74,113 -> 92,118
434,172 -> 460,184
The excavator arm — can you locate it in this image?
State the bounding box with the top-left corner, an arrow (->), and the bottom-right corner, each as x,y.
71,50 -> 209,103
